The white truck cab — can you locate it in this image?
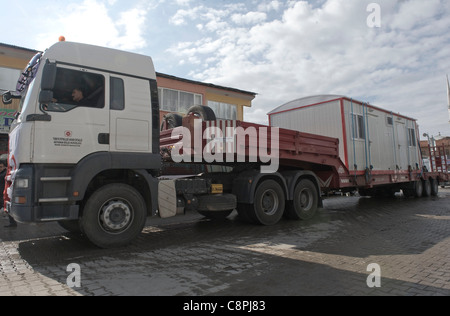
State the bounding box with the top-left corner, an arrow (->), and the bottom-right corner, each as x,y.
5,42 -> 161,247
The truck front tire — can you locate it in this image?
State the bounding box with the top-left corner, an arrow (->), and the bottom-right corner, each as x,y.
80,184 -> 147,248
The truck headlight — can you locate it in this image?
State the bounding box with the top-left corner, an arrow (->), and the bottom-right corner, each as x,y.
15,179 -> 29,189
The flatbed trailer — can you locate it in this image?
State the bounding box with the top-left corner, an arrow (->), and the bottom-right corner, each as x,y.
160,115 -> 450,202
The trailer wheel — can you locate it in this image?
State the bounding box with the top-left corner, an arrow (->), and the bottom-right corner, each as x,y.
285,179 -> 318,220
187,105 -> 216,121
413,180 -> 423,198
80,184 -> 147,248
412,180 -> 423,197
422,179 -> 431,197
249,180 -> 285,226
430,178 -> 439,196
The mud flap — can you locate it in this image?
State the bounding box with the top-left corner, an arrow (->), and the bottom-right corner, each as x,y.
158,180 -> 179,218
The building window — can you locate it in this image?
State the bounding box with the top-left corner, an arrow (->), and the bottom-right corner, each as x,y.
208,101 -> 237,120
158,88 -> 202,113
352,114 -> 366,140
0,67 -> 21,92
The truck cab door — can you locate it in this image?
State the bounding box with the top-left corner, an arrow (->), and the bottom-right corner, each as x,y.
33,65 -> 109,165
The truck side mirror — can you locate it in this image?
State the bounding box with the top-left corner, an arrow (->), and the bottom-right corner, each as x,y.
39,90 -> 54,104
41,61 -> 57,90
2,91 -> 12,104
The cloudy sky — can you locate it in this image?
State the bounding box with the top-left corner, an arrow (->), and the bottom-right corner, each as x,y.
2,0 -> 450,139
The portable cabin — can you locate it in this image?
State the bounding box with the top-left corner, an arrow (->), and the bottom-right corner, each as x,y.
268,95 -> 421,172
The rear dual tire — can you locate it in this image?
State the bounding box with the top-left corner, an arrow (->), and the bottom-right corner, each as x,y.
237,178 -> 319,225
430,178 -> 439,196
285,179 -> 318,220
403,179 -> 439,198
238,180 -> 285,226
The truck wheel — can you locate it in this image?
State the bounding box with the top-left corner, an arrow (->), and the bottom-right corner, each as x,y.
161,113 -> 183,131
430,178 -> 439,196
187,105 -> 216,121
413,180 -> 423,198
249,179 -> 285,226
80,184 -> 147,248
422,179 -> 431,197
285,179 -> 318,220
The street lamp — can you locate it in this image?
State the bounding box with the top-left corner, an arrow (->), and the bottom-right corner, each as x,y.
423,133 -> 436,147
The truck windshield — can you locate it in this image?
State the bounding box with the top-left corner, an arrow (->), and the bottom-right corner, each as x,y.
16,52 -> 43,93
16,82 -> 34,123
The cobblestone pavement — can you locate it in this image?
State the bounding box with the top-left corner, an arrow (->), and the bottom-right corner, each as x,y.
1,188 -> 450,296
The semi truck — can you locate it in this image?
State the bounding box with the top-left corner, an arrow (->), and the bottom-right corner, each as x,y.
2,41 -> 449,248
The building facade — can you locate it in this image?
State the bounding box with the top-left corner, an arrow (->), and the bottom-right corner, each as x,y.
420,136 -> 450,159
157,73 -> 255,123
0,42 -> 256,154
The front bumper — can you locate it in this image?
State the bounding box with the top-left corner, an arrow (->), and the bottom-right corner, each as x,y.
7,201 -> 79,223
7,164 -> 80,223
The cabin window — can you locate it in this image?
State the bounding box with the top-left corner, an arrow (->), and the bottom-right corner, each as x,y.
46,67 -> 105,112
386,116 -> 393,126
110,77 -> 125,110
408,128 -> 416,147
352,114 -> 366,140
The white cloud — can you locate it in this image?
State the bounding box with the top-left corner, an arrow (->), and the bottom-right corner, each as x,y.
170,7 -> 201,26
257,0 -> 281,12
175,0 -> 192,6
35,0 -> 148,51
231,12 -> 267,25
391,0 -> 442,30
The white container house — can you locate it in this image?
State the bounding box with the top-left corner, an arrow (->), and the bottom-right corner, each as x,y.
268,95 -> 421,172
